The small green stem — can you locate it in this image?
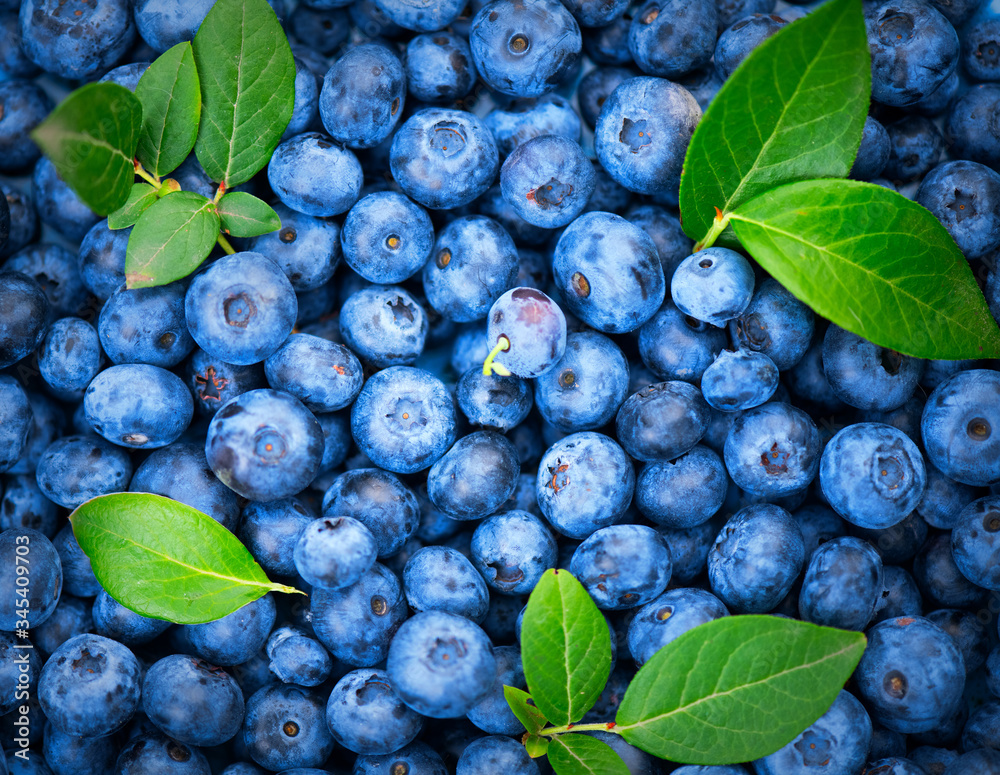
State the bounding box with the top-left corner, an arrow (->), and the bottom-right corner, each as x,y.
537,722 -> 621,737
694,207 -> 731,252
134,160 -> 160,187
217,233 -> 236,255
482,336 -> 512,376
214,181 -> 227,204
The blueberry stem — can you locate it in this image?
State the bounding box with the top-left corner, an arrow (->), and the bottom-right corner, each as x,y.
694,207 -> 730,252
482,336 -> 512,376
217,234 -> 236,255
213,181 -> 227,204
134,160 -> 160,187
536,721 -> 620,737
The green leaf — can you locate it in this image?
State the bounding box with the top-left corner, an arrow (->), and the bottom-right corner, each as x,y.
30,82 -> 142,216
108,183 -> 158,230
547,735 -> 629,775
728,179 -> 1000,360
503,686 -> 547,734
524,735 -> 550,760
135,41 -> 201,177
69,493 -> 303,625
125,191 -> 220,288
192,0 -> 295,186
217,192 -> 281,237
521,570 -> 612,727
679,0 -> 869,246
615,616 -> 866,765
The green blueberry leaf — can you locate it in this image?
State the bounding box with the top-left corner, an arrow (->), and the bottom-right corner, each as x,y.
524,735 -> 550,760
728,179 -> 1000,360
217,191 -> 281,237
679,0 -> 870,247
521,570 -> 612,727
30,82 -> 142,216
108,183 -> 158,230
503,686 -> 547,734
546,734 -> 629,775
69,493 -> 303,625
192,0 -> 295,186
125,191 -> 220,288
135,41 -> 201,177
615,615 -> 866,765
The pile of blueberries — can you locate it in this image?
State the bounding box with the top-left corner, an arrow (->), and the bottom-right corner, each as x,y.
2,0 -> 1000,773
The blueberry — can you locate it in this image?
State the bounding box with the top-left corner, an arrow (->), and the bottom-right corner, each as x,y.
206,389 -> 324,502
264,333 -> 363,412
595,77 -> 701,196
638,301 -> 728,383
0,187 -> 38,261
353,741 -> 447,775
584,11 -> 634,65
390,108 -> 499,210
927,608 -> 989,676
268,132 -> 363,218
83,363 -> 193,449
373,0 -> 465,31
31,158 -> 100,242
35,435 -> 132,509
0,475 -> 58,536
340,192 -> 433,284
319,43 -> 405,150
798,536 -> 884,631
239,498 -> 314,579
917,464 -> 979,529
913,531 -> 986,610
132,0 -> 212,52
483,94 -> 582,158
423,215 -> 518,324
0,632 -> 40,715
708,504 -> 805,613
671,248 -> 755,328
457,369 -> 533,433
181,596 -> 275,668
627,588 -> 729,667
951,495 -> 1000,590
469,0 -> 581,98
752,690 -> 872,775
471,510 -> 557,596
248,204 -> 341,292
403,545 -> 490,622
618,380 -> 710,463
242,684 -> 335,771
942,749 -> 1000,774
6,242 -> 90,320
536,432 -> 635,539
339,285 -> 428,368
97,283 -> 194,368
883,115 -> 944,183
724,402 -> 822,499
701,348 -> 779,412
38,318 -> 103,398
311,562 -> 408,667
186,348 -> 267,418
321,468 -> 419,558
635,445 -> 727,529
715,13 -> 788,80
658,522 -> 716,584
560,0 -> 629,27
405,32 -> 478,103
294,516 -> 377,590
49,523 -> 99,598
112,730 -> 210,775
0,377 -> 31,474
387,610 -> 496,718
629,0 -> 717,78
962,14 -> 1000,82
729,278 -> 814,370
916,160 -> 1000,260
921,369 -> 1000,486
820,422 -> 927,529
0,13 -> 41,80
486,287 -> 567,378
500,134 -> 595,229
0,271 -> 49,369
872,565 -> 923,624
856,616 -> 965,734
0,81 -> 51,173
326,668 -> 423,755
457,735 -> 540,775
142,654 -> 244,746
578,67 -> 639,129
38,633 -> 141,737
77,220 -> 128,300
185,252 -> 298,366
534,331 -> 628,432
427,431 -> 519,521
288,6 -> 348,56
865,0 -> 958,107
823,325 -> 924,413
350,367 -> 457,475
467,644 -> 528,735
851,115 -> 891,180
42,720 -> 116,775
571,524 -> 671,610
92,589 -> 170,646
265,626 -> 332,687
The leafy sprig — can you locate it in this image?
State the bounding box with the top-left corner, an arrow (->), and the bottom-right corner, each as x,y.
29,0 -> 293,290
